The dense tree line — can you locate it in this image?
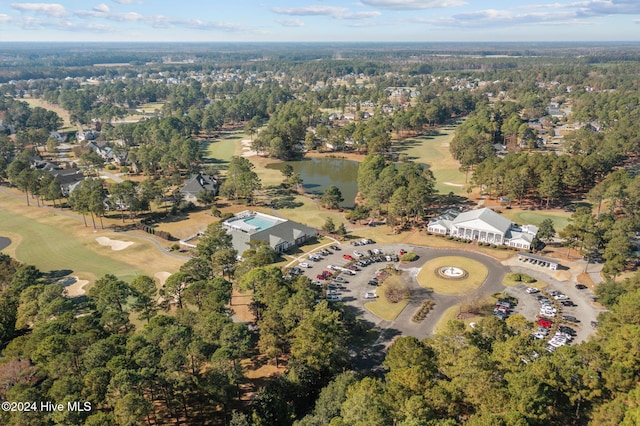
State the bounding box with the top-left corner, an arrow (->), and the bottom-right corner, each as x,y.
357,154 -> 437,226
292,270 -> 640,425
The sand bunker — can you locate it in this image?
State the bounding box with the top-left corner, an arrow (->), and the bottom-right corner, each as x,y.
96,236 -> 134,251
241,139 -> 258,157
443,182 -> 465,187
154,271 -> 172,286
60,276 -> 90,297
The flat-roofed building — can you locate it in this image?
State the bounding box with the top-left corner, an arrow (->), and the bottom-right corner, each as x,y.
222,210 -> 317,255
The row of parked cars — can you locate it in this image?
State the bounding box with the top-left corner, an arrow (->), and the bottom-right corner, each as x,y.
529,288 -> 579,352
492,298 -> 515,320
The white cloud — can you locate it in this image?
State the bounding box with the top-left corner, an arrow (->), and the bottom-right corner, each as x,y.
577,0 -> 640,16
428,8 -> 590,28
360,0 -> 466,10
276,18 -> 305,27
113,0 -> 135,3
272,6 -> 349,17
94,4 -> 111,14
271,5 -> 380,20
10,3 -> 67,18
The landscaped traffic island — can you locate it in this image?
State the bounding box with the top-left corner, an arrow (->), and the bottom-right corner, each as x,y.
417,256 -> 489,295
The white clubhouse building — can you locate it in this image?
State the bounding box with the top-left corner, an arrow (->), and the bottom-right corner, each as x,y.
428,207 -> 539,250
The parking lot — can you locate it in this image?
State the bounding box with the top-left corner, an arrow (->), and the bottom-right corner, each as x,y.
287,241 -> 605,348
504,277 -> 605,345
288,241 -> 509,342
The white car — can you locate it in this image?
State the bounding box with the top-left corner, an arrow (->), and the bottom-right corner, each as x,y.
364,292 -> 378,299
525,287 -> 539,294
326,295 -> 343,302
554,294 -> 568,300
299,262 -> 311,268
327,289 -> 341,295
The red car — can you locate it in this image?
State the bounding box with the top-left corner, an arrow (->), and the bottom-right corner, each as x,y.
343,254 -> 354,261
536,318 -> 553,328
316,274 -> 327,280
399,249 -> 407,255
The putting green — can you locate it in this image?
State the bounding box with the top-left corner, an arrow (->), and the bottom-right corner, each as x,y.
417,256 -> 489,295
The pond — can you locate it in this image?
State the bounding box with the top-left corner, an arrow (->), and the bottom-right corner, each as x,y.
0,237 -> 11,251
267,158 -> 359,208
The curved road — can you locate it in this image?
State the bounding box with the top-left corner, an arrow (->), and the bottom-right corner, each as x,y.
355,246 -> 508,345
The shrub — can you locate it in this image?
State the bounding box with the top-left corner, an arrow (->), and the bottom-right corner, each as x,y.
400,252 -> 418,262
508,273 -> 522,282
521,274 -> 537,283
445,235 -> 454,240
490,244 -> 497,248
106,164 -> 117,170
384,285 -> 409,303
412,299 -> 436,322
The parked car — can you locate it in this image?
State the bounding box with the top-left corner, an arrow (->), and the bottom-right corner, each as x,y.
364,292 -> 378,299
562,315 -> 579,323
299,262 -> 311,268
526,287 -> 539,294
343,254 -> 354,261
560,300 -> 576,307
334,276 -> 347,283
330,245 -> 340,251
327,289 -> 341,295
326,295 -> 343,302
554,294 -> 568,300
536,318 -> 553,328
575,283 -> 588,290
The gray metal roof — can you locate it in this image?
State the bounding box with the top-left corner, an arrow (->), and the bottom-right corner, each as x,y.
452,207 -> 513,234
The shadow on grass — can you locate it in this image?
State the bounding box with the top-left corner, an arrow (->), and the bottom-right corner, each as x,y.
271,196 -> 303,210
45,269 -> 74,280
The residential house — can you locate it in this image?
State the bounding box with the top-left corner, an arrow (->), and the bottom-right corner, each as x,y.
179,173 -> 218,202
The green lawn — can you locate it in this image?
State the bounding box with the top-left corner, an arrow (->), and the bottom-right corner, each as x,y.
0,194 -> 184,283
0,207 -> 142,281
434,305 -> 462,334
500,210 -> 571,232
417,256 -> 489,295
364,274 -> 410,321
202,130 -> 247,170
253,196 -> 346,229
137,101 -> 165,113
396,130 -> 467,195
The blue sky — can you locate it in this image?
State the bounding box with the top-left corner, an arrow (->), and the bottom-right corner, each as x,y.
1,0 -> 639,42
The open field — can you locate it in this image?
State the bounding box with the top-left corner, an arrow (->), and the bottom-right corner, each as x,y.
202,130 -> 247,170
417,256 -> 489,295
137,102 -> 165,113
499,209 -> 571,231
0,190 -> 185,284
396,130 -> 467,195
256,196 -> 346,230
21,97 -> 73,129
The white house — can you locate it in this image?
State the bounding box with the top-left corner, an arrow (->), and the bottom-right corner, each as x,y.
428,207 -> 539,250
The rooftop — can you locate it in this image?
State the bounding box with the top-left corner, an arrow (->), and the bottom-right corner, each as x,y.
223,211 -> 287,234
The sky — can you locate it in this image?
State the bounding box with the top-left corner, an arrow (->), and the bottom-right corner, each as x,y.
0,0 -> 639,43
